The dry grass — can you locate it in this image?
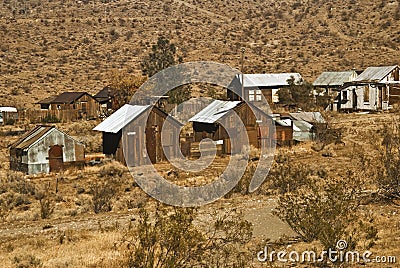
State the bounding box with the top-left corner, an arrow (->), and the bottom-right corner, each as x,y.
1,0 -> 400,108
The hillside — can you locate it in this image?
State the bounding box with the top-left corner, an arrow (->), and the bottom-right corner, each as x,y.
1,0 -> 400,108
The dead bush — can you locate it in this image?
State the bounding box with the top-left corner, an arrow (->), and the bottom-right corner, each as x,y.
375,123 -> 400,200
274,175 -> 377,254
120,205 -> 252,268
35,188 -> 54,220
90,180 -> 117,213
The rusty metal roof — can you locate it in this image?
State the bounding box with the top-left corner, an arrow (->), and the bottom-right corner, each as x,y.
189,100 -> 242,124
10,125 -> 54,150
354,66 -> 398,82
313,71 -> 357,87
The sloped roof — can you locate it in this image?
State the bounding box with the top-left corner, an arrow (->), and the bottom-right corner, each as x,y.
313,71 -> 356,87
50,92 -> 90,104
93,104 -> 151,133
10,125 -> 54,150
93,104 -> 182,134
94,86 -> 115,102
37,95 -> 58,105
289,112 -> 326,124
354,66 -> 398,82
236,73 -> 303,88
189,100 -> 242,124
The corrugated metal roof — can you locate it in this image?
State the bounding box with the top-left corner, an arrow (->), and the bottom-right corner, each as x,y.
238,73 -> 303,87
93,104 -> 150,133
354,66 -> 398,82
189,100 -> 242,123
10,125 -> 54,150
292,120 -> 314,141
313,71 -> 356,87
275,119 -> 291,127
289,112 -> 326,124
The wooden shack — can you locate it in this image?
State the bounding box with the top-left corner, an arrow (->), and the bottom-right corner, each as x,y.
93,85 -> 116,111
189,100 -> 274,154
9,125 -> 85,174
38,92 -> 100,119
93,104 -> 182,167
227,73 -> 303,104
273,114 -> 294,146
338,66 -> 400,111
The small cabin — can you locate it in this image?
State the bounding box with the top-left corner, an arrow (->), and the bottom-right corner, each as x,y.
38,92 -> 100,119
9,125 -> 85,174
227,73 -> 303,104
93,104 -> 182,167
338,66 -> 400,111
189,100 -> 274,154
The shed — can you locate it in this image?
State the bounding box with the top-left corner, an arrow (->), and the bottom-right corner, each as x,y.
189,100 -> 274,154
93,85 -> 116,111
0,107 -> 18,125
93,104 -> 182,166
272,115 -> 294,146
338,66 -> 400,111
289,112 -> 326,142
37,92 -> 100,119
227,73 -> 303,104
9,125 -> 85,174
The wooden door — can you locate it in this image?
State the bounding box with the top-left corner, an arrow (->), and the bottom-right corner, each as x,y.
49,145 -> 63,173
146,126 -> 157,164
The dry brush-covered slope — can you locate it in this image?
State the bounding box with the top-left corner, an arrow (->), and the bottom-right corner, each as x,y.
0,0 -> 400,108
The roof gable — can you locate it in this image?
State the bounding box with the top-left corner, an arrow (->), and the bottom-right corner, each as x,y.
94,86 -> 115,101
189,100 -> 242,124
93,104 -> 182,133
10,125 -> 83,150
354,66 -> 399,82
237,73 -> 303,88
313,71 -> 357,87
50,92 -> 91,104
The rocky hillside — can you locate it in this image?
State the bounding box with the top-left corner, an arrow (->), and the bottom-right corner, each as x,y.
1,0 -> 399,108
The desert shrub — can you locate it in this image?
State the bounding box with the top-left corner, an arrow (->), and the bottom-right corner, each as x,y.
12,253 -> 42,268
6,172 -> 35,195
266,156 -> 322,194
90,180 -> 117,213
41,114 -> 60,123
35,188 -> 54,219
375,123 -> 400,200
121,205 -> 252,267
99,162 -> 125,178
274,175 -> 376,252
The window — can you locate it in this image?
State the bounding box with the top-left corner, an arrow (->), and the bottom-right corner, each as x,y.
248,89 -> 262,101
364,85 -> 370,102
342,90 -> 348,100
57,104 -> 61,110
383,86 -> 388,101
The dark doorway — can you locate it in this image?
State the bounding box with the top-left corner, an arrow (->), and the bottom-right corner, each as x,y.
49,145 -> 63,172
352,88 -> 357,109
146,126 -> 157,164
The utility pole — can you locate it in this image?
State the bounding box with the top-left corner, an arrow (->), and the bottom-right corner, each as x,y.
240,47 -> 245,101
